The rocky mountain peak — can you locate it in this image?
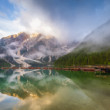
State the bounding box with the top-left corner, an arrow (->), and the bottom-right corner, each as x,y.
0,32 -> 78,67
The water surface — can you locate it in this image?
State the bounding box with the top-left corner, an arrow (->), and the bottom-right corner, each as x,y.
0,69 -> 110,110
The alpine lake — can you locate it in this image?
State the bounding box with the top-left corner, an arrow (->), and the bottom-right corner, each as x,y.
0,69 -> 110,110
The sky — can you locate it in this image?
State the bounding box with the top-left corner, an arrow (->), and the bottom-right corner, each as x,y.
0,0 -> 110,41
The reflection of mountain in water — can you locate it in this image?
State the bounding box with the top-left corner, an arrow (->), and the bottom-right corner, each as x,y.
0,69 -> 110,110
0,69 -> 73,99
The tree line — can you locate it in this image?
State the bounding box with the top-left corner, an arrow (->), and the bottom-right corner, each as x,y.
54,49 -> 110,67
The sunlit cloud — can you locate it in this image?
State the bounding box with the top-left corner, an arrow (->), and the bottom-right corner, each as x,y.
0,18 -> 25,38
0,0 -> 110,41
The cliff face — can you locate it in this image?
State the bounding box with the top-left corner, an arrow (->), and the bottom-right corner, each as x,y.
0,32 -> 77,67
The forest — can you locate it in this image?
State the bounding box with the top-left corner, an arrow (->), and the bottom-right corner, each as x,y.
54,49 -> 110,67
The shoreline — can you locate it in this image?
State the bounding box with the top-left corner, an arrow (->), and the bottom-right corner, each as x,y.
1,66 -> 110,73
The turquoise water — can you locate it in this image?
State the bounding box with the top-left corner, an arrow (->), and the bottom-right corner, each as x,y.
0,69 -> 110,110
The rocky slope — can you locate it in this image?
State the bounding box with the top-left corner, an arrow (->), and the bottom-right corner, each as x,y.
0,32 -> 78,67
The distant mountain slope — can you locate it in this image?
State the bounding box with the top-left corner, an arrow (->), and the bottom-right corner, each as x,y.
76,20 -> 110,52
0,32 -> 78,67
55,20 -> 110,66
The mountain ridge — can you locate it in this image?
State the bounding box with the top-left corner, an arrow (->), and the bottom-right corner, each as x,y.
0,32 -> 78,67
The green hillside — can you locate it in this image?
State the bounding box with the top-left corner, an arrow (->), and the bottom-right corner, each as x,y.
0,59 -> 11,67
54,48 -> 110,67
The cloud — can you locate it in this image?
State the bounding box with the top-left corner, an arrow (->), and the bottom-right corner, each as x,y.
0,93 -> 7,102
8,0 -> 63,40
0,0 -> 110,42
0,53 -> 6,58
14,86 -> 100,110
0,18 -> 25,38
0,11 -> 7,18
